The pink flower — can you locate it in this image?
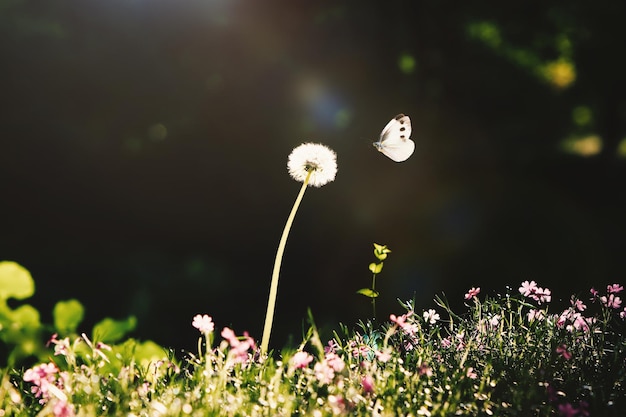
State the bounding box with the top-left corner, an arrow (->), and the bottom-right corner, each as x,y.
590,287 -> 598,298
192,314 -> 214,334
50,336 -> 71,357
466,367 -> 477,379
440,336 -> 452,349
53,400 -> 75,417
375,350 -> 391,363
464,287 -> 480,300
362,375 -> 375,394
221,327 -> 256,363
290,351 -> 313,369
418,363 -> 433,377
390,312 -> 418,335
325,352 -> 345,372
324,340 -> 339,354
221,327 -> 238,345
527,309 -> 545,322
600,294 -> 622,309
556,344 -> 572,360
607,284 -> 624,294
571,298 -> 587,312
314,361 -> 335,385
519,280 -> 538,297
620,307 -> 626,320
535,287 -> 551,304
23,362 -> 60,404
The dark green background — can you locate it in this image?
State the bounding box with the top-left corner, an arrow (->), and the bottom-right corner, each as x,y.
1,0 -> 625,352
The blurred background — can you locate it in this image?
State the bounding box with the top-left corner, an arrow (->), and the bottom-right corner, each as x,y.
1,0 -> 625,353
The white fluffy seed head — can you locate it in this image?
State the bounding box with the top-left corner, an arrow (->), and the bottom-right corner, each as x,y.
287,143 -> 337,187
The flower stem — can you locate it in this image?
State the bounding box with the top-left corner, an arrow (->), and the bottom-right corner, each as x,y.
261,170 -> 312,354
371,274 -> 377,320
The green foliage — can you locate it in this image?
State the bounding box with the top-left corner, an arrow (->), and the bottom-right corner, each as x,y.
92,316 -> 137,344
0,261 -> 43,365
0,261 -> 159,373
356,288 -> 379,298
0,261 -> 34,301
53,299 -> 84,335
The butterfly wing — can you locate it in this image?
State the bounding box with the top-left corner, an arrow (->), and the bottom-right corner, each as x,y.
374,114 -> 415,162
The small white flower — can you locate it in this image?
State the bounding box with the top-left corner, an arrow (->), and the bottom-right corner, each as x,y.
287,143 -> 337,187
423,309 -> 440,324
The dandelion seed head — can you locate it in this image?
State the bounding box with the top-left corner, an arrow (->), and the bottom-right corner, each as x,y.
287,143 -> 337,187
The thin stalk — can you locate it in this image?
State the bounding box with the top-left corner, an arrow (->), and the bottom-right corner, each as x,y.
371,273 -> 377,319
261,170 -> 312,354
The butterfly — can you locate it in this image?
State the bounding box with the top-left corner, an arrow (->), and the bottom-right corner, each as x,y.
373,114 -> 415,162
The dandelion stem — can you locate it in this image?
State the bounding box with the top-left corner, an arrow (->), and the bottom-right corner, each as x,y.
261,170 -> 312,354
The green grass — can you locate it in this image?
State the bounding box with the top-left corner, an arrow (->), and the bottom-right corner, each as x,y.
1,271 -> 625,416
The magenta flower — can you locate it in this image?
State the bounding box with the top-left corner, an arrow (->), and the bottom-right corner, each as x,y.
23,362 -> 60,404
192,314 -> 215,334
556,344 -> 572,360
362,375 -> 375,394
290,351 -> 313,369
607,284 -> 624,294
519,280 -> 538,297
464,287 -> 481,300
600,294 -> 622,309
53,400 -> 75,417
558,402 -> 579,417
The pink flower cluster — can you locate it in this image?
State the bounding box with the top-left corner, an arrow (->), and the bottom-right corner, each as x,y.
313,352 -> 345,385
591,284 -> 626,318
556,304 -> 594,333
23,362 -> 74,417
23,362 -> 60,404
191,314 -> 256,363
290,351 -> 314,369
519,280 -> 551,304
390,312 -> 418,335
464,287 -> 480,300
221,327 -> 256,363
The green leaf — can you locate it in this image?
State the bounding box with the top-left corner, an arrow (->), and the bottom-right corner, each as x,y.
133,340 -> 167,367
369,262 -> 383,274
373,243 -> 391,261
0,261 -> 35,301
357,288 -> 379,298
9,304 -> 40,329
92,316 -> 137,343
53,299 -> 84,335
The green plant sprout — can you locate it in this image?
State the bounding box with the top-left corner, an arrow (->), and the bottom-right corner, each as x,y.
357,243 -> 391,319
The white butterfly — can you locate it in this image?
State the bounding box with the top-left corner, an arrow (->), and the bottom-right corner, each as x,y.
373,114 -> 415,162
